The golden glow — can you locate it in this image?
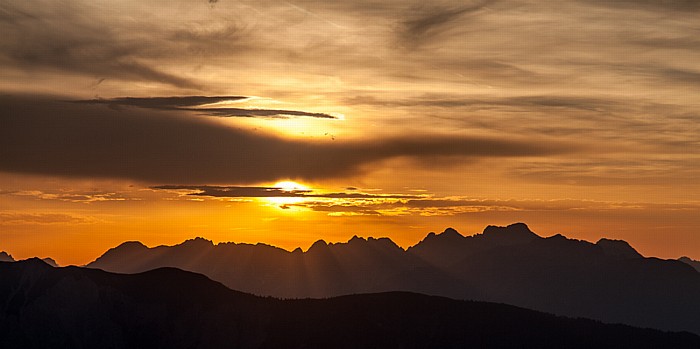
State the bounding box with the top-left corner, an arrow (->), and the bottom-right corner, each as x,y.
265,181 -> 310,207
274,181 -> 309,192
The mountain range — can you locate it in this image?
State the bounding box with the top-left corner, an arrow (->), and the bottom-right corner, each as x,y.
87,223 -> 700,335
0,252 -> 59,267
2,258 -> 699,349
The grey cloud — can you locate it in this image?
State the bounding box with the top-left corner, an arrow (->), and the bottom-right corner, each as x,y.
0,1 -> 248,89
0,212 -> 87,224
0,6 -> 202,89
76,96 -> 248,109
632,36 -> 700,51
153,185 -> 421,199
661,68 -> 700,86
0,95 -> 576,184
3,189 -> 133,203
345,94 -> 623,112
511,159 -> 700,186
76,96 -> 338,119
401,1 -> 493,44
285,197 -> 700,216
198,108 -> 338,119
582,0 -> 700,11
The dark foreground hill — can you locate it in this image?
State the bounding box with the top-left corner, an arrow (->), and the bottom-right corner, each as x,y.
88,223 -> 700,334
2,259 -> 699,349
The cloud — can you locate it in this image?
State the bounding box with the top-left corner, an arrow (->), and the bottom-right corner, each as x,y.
510,159 -> 700,186
581,0 -> 700,11
0,95 -> 577,184
2,189 -> 134,203
198,108 -> 339,119
281,197 -> 700,217
76,96 -> 340,119
0,1 -> 203,89
344,94 -> 624,112
401,1 -> 492,43
0,1 -> 256,90
76,96 -> 248,109
0,212 -> 89,224
153,185 -> 422,199
661,68 -> 700,86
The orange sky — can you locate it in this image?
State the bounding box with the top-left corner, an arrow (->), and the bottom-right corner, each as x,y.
1,0 -> 700,265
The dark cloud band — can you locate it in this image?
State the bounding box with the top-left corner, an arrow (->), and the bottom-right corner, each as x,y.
153,185 -> 422,199
0,95 -> 579,184
76,96 -> 339,119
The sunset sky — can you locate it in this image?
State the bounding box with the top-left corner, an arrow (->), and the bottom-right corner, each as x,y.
2,0 -> 700,265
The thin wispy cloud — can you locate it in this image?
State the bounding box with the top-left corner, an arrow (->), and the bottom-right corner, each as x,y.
401,1 -> 493,45
153,185 -> 422,199
76,96 -> 340,119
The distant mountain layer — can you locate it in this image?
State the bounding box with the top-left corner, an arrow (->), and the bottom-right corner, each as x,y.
0,252 -> 58,267
88,223 -> 700,334
0,252 -> 13,262
680,256 -> 700,272
2,259 -> 698,349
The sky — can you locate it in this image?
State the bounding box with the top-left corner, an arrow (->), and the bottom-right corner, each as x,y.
1,0 -> 700,265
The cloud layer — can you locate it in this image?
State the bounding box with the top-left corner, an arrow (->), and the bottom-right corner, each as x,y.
0,95 -> 574,184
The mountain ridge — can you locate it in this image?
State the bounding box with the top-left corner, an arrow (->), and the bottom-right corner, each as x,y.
86,223 -> 700,335
2,259 -> 700,349
679,256 -> 700,272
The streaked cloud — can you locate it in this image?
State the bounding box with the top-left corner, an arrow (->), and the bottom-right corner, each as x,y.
77,96 -> 340,119
284,197 -> 700,217
152,185 -> 422,199
0,212 -> 90,224
1,189 -> 135,203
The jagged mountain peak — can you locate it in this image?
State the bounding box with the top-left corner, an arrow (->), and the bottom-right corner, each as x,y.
349,235 -> 365,243
679,256 -> 700,273
0,251 -> 14,262
476,223 -> 541,246
19,257 -> 54,270
181,237 -> 214,247
597,238 -> 643,259
41,257 -> 59,267
420,227 -> 464,244
441,227 -> 463,238
116,241 -> 148,249
346,235 -> 402,251
482,223 -> 538,238
308,239 -> 329,252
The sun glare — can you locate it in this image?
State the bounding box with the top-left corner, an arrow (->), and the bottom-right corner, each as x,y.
274,181 -> 309,192
265,181 -> 310,208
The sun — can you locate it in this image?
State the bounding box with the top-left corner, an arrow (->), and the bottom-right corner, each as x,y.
273,181 -> 309,192
265,181 -> 310,208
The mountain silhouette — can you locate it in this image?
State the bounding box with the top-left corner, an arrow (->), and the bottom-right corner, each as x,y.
2,259 -> 699,349
88,223 -> 700,334
679,256 -> 700,272
0,252 -> 13,262
0,251 -> 58,266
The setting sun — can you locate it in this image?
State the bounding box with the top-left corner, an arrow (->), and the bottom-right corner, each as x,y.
273,181 -> 309,192
264,181 -> 311,208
